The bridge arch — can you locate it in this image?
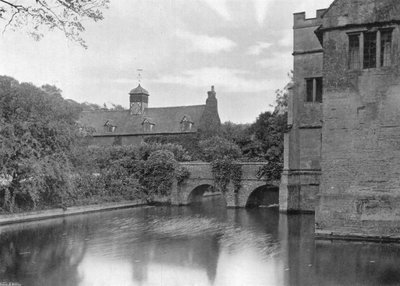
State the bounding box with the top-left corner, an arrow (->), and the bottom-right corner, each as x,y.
187,184 -> 217,204
172,162 -> 278,207
245,184 -> 279,208
226,181 -> 279,208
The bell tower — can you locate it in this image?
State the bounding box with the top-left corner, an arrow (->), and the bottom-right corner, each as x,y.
129,84 -> 149,115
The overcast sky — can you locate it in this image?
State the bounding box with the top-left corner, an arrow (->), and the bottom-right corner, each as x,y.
0,0 -> 333,123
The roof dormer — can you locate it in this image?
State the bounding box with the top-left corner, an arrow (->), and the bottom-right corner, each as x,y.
180,115 -> 194,132
142,118 -> 155,132
104,120 -> 117,133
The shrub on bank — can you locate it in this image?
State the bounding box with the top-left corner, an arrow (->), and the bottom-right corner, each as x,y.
69,143 -> 191,206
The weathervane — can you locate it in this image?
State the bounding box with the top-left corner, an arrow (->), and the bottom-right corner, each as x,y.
137,69 -> 143,84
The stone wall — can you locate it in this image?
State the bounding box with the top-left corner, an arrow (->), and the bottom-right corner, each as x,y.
172,162 -> 280,208
316,0 -> 400,239
279,10 -> 324,213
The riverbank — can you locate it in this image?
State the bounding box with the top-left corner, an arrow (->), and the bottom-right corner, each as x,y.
0,199 -> 147,226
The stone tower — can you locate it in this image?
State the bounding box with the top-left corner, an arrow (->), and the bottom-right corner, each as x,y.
129,84 -> 149,115
279,9 -> 326,214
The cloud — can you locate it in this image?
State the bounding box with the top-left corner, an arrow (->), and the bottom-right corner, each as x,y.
257,51 -> 292,71
278,29 -> 293,47
252,0 -> 272,25
201,0 -> 272,25
247,42 -> 272,55
153,67 -> 282,93
201,0 -> 231,20
176,30 -> 236,54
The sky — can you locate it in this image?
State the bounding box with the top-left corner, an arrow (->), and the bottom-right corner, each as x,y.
0,0 -> 333,123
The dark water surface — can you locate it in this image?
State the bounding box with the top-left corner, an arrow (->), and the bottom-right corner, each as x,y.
1,196 -> 400,286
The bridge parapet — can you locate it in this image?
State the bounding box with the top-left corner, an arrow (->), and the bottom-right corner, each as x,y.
179,161 -> 273,181
179,162 -> 213,180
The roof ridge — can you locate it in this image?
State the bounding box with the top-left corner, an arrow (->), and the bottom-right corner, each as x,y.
81,110 -> 129,113
147,104 -> 205,110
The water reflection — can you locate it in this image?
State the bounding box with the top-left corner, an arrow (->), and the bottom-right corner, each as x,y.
0,196 -> 400,285
0,218 -> 89,286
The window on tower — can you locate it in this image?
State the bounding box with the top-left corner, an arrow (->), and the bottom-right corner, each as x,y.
130,102 -> 142,115
349,34 -> 360,69
381,30 -> 392,67
305,77 -> 323,103
364,31 -> 377,69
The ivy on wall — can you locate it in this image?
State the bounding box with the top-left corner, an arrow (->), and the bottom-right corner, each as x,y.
211,159 -> 242,193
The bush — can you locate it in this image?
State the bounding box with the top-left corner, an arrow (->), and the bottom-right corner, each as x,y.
69,144 -> 192,206
144,134 -> 202,160
175,165 -> 190,184
137,142 -> 192,162
199,136 -> 241,162
138,150 -> 178,199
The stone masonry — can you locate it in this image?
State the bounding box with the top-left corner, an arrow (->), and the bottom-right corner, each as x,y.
279,9 -> 326,214
284,0 -> 400,240
316,0 -> 400,240
171,162 -> 278,207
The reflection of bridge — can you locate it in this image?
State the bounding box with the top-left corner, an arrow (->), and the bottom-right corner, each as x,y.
171,162 -> 279,208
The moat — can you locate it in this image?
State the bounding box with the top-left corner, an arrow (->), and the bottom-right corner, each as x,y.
1,196 -> 400,286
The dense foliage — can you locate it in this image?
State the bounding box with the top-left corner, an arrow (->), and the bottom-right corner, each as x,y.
138,150 -> 177,199
211,159 -> 242,193
199,136 -> 241,162
0,77 -> 191,212
70,143 -> 191,205
198,136 -> 243,192
144,134 -> 203,160
0,77 -> 81,211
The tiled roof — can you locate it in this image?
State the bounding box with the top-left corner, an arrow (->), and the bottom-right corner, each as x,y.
129,84 -> 149,95
78,105 -> 205,136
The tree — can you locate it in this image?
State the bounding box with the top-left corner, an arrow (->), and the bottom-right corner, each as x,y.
274,70 -> 293,114
0,0 -> 109,48
199,136 -> 241,162
0,76 -> 80,211
221,121 -> 251,144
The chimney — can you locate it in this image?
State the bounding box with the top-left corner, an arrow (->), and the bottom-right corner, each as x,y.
199,85 -> 221,137
207,85 -> 216,98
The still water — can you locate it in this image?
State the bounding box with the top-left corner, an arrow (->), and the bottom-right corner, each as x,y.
1,196 -> 400,286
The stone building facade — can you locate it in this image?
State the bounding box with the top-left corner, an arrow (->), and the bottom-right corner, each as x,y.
279,9 -> 326,214
281,0 -> 400,240
79,85 -> 221,146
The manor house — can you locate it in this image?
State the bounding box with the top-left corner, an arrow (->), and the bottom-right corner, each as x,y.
79,85 -> 221,146
280,0 -> 400,240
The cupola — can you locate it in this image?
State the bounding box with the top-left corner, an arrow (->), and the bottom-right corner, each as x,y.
129,84 -> 149,115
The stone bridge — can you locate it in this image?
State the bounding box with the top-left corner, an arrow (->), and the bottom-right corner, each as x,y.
171,162 -> 279,208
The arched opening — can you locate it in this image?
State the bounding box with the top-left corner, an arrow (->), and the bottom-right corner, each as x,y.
246,185 -> 279,209
187,184 -> 219,204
